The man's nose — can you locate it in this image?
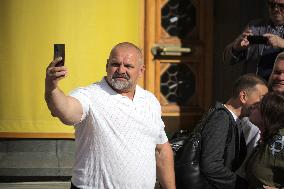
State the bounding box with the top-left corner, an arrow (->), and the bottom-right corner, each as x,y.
117,65 -> 126,73
275,72 -> 284,81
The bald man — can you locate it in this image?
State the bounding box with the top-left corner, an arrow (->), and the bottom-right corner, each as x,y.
45,42 -> 175,189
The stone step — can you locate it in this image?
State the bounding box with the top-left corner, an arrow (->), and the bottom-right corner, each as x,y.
0,139 -> 75,177
0,182 -> 71,189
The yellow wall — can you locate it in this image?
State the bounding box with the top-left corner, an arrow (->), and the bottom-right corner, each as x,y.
0,0 -> 141,135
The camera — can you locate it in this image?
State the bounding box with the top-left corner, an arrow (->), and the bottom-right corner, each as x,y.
247,35 -> 268,44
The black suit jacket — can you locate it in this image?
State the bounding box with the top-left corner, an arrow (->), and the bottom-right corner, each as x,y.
200,102 -> 245,189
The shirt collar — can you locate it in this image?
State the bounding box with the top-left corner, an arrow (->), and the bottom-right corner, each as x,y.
223,104 -> 238,122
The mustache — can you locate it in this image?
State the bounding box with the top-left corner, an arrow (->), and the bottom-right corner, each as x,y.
112,72 -> 130,80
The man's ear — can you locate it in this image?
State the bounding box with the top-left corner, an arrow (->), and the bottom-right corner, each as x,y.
106,59 -> 109,70
239,90 -> 247,104
138,64 -> 145,78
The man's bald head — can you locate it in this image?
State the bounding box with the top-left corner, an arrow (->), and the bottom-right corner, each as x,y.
109,42 -> 143,65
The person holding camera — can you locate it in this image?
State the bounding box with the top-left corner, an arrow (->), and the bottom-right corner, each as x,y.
223,0 -> 284,81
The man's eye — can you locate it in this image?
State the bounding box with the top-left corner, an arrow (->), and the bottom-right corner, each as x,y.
125,64 -> 134,68
111,63 -> 119,67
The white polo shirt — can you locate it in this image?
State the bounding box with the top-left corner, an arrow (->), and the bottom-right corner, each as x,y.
69,78 -> 168,189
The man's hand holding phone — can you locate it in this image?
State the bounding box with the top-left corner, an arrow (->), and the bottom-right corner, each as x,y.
247,33 -> 284,48
46,44 -> 67,91
45,57 -> 68,93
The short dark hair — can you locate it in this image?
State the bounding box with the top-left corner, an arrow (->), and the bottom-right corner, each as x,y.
232,74 -> 267,98
260,92 -> 284,142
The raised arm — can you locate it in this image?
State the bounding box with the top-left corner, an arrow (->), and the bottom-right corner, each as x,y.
223,28 -> 252,65
156,142 -> 176,189
45,57 -> 83,125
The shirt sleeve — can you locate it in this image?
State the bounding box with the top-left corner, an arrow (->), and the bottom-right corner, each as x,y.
157,102 -> 168,144
223,43 -> 246,65
149,92 -> 168,144
157,118 -> 168,145
69,87 -> 91,124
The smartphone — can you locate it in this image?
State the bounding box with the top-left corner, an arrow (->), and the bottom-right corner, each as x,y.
247,36 -> 268,44
54,44 -> 65,67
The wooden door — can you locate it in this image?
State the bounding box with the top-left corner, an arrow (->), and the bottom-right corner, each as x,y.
143,0 -> 213,134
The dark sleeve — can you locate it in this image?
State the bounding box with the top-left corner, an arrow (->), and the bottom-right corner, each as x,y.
222,21 -> 258,66
223,42 -> 247,66
200,111 -> 237,189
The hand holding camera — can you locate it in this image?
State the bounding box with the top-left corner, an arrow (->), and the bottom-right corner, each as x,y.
263,33 -> 284,48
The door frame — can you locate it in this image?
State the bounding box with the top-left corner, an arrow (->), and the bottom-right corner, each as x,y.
142,0 -> 214,115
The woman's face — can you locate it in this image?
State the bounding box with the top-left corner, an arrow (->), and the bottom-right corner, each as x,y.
249,103 -> 263,127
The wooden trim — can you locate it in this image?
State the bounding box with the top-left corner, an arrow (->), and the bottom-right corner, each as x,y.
138,0 -> 145,88
144,0 -> 156,93
155,59 -> 161,100
155,0 -> 162,44
196,0 -> 214,110
0,132 -> 75,139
